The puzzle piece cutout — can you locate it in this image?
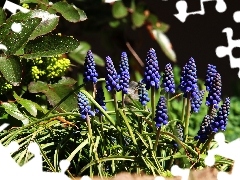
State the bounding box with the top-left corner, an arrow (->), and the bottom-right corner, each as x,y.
205,132 -> 240,179
215,10 -> 240,78
171,132 -> 240,180
174,0 -> 227,22
0,123 -> 71,180
171,165 -> 190,180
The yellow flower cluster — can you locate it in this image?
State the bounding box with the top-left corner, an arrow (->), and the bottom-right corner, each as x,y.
22,3 -> 29,9
30,55 -> 71,81
0,75 -> 12,95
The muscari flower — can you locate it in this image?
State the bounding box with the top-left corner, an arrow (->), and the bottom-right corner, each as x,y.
154,96 -> 168,128
83,50 -> 98,84
206,73 -> 222,109
179,57 -> 198,98
143,48 -> 161,90
194,115 -> 214,143
191,90 -> 205,113
118,52 -> 130,94
205,64 -> 217,92
105,56 -> 121,92
162,63 -> 175,94
138,81 -> 150,106
77,92 -> 95,120
194,108 -> 217,143
95,87 -> 107,115
210,97 -> 230,133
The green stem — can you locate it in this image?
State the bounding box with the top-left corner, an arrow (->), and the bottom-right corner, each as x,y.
113,91 -> 123,148
181,97 -> 187,123
168,93 -> 183,102
86,114 -> 93,177
122,93 -> 125,108
139,116 -> 143,134
99,115 -> 106,151
153,127 -> 161,152
113,90 -> 119,123
151,87 -> 156,132
200,133 -> 215,154
86,115 -> 93,138
184,93 -> 191,141
93,83 -> 96,99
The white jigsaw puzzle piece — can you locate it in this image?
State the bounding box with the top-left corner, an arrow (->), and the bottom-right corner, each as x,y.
171,165 -> 190,180
205,133 -> 240,180
216,11 -> 240,78
174,0 -> 227,22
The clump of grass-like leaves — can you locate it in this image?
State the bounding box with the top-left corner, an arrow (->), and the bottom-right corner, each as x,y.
0,49 -> 232,179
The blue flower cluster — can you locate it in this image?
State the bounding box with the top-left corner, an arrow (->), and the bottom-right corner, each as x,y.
80,49 -> 232,146
118,52 -> 130,94
138,81 -> 150,106
95,87 -> 107,115
77,92 -> 95,120
143,48 -> 161,90
194,115 -> 213,143
154,96 -> 168,128
162,63 -> 175,94
191,90 -> 205,113
205,64 -> 217,92
195,97 -> 230,143
105,56 -> 121,92
179,57 -> 198,98
210,97 -> 230,132
83,50 -> 98,84
206,72 -> 222,109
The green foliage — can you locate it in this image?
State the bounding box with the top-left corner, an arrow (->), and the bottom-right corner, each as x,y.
28,77 -> 78,112
0,76 -> 12,95
51,2 -> 87,22
112,1 -> 128,19
0,56 -> 22,86
0,1 -> 238,179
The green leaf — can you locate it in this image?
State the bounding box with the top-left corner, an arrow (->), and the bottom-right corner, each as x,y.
75,6 -> 87,21
0,56 -> 22,86
2,102 -> 29,125
131,11 -> 146,27
29,10 -> 59,40
28,77 -> 77,112
13,92 -> 38,117
0,8 -> 6,26
20,0 -> 48,3
23,35 -> 79,58
28,81 -> 48,93
109,20 -> 120,28
69,41 -> 105,66
20,0 -> 38,3
0,16 -> 41,55
147,14 -> 158,25
152,29 -> 176,62
51,2 -> 87,22
9,10 -> 59,40
112,1 -> 128,19
157,22 -> 170,33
